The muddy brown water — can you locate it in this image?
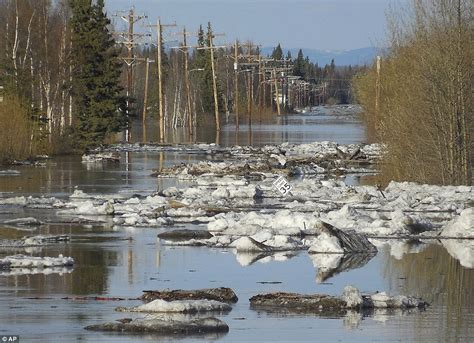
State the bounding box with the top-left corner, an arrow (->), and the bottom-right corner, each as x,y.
0,109 -> 473,342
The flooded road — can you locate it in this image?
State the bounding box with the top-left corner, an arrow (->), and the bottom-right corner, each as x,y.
1,108 -> 473,342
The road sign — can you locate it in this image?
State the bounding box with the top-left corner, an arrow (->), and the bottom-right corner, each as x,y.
273,175 -> 292,196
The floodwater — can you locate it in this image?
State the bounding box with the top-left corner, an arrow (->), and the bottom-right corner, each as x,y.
0,108 -> 473,342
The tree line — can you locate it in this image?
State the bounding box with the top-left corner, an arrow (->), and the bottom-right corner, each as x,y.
353,0 -> 472,185
0,0 -> 125,161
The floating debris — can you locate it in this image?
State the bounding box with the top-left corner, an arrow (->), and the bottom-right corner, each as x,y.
249,285 -> 427,314
3,217 -> 43,226
157,229 -> 213,241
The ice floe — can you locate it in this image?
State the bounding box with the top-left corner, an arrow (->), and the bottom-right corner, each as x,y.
0,235 -> 70,248
85,316 -> 229,335
0,254 -> 74,269
82,152 -> 120,163
117,299 -> 232,313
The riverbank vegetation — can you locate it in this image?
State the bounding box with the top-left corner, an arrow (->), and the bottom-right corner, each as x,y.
0,93 -> 36,163
354,0 -> 472,185
0,0 -> 125,162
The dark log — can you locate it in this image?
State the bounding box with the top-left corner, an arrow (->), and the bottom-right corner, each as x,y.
250,292 -> 346,316
158,230 -> 213,241
141,287 -> 238,304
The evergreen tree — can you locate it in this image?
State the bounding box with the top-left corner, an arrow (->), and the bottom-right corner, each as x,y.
293,49 -> 306,78
193,22 -> 223,115
70,0 -> 126,150
286,50 -> 292,61
271,44 -> 283,61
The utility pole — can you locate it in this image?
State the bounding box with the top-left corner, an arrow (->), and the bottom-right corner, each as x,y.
114,9 -> 147,142
142,57 -> 155,125
273,69 -> 281,115
246,42 -> 253,125
149,19 -> 176,143
183,27 -> 193,137
258,55 -> 264,122
234,40 -> 239,129
196,26 -> 225,131
157,19 -> 165,143
208,26 -> 220,131
170,28 -> 197,138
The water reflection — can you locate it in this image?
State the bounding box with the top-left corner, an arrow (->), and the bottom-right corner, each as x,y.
384,244 -> 474,342
129,110 -> 366,147
0,152 -> 199,197
309,252 -> 376,283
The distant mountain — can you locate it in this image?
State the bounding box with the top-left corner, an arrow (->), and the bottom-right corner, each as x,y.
261,47 -> 384,66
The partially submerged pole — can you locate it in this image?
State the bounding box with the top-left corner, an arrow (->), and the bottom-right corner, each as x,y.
157,19 -> 165,143
208,26 -> 220,131
234,40 -> 239,129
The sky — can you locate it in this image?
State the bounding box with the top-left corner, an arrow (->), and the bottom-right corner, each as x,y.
105,0 -> 407,51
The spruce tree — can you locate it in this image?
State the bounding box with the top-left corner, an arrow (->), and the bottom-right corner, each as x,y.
293,49 -> 306,78
70,0 -> 126,150
271,44 -> 283,61
193,23 -> 223,115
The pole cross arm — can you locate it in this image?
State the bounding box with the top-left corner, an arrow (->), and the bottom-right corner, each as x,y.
196,45 -> 228,50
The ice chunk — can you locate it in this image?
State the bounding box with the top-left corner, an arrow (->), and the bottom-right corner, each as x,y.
442,208 -> 474,237
119,299 -> 231,313
342,285 -> 363,308
442,239 -> 474,268
308,233 -> 344,253
0,254 -> 74,268
230,237 -> 273,252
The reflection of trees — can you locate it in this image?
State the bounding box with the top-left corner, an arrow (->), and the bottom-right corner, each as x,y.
0,244 -> 117,296
384,244 -> 474,342
69,247 -> 118,295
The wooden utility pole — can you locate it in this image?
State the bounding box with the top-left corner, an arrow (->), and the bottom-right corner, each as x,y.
273,69 -> 281,115
208,26 -> 220,131
150,19 -> 176,143
246,43 -> 253,124
170,28 -> 198,138
234,40 -> 239,129
258,55 -> 264,122
195,27 -> 225,131
157,19 -> 165,143
183,27 -> 193,137
114,9 -> 146,141
142,58 -> 155,124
